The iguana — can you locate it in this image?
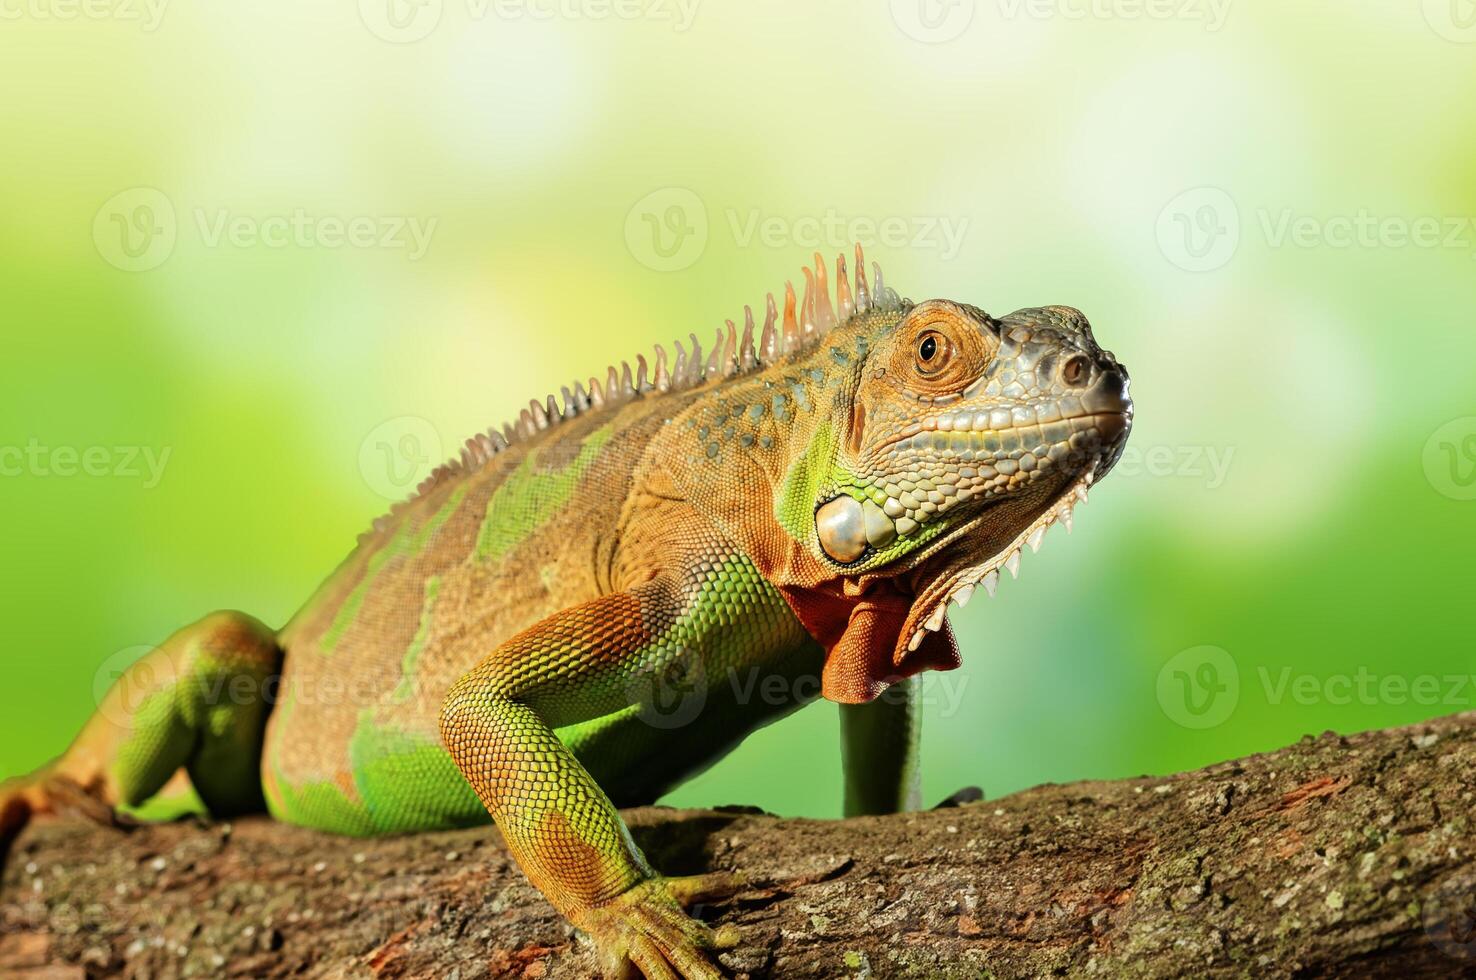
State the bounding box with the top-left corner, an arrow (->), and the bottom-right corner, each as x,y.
0,246 -> 1132,979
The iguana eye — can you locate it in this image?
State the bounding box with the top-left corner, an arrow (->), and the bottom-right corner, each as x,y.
915,331 -> 950,375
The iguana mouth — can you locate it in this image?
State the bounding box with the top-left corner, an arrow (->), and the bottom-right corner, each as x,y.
893,424 -> 1126,664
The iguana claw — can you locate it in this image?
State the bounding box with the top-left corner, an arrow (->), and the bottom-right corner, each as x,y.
573,874 -> 743,980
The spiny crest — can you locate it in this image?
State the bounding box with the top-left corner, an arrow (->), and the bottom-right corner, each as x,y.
364,245 -> 904,538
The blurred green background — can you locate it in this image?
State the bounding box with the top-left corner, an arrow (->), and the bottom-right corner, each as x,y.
2,0 -> 1474,820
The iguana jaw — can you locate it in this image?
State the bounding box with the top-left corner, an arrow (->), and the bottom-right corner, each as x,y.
894,456 -> 1107,664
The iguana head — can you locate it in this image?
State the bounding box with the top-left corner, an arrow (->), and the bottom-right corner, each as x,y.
762,253 -> 1132,701
816,298 -> 1131,646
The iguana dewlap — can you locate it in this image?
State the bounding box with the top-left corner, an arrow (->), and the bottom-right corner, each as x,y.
1,247 -> 1132,979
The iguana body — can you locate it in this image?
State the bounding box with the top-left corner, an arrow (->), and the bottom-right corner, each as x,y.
1,248 -> 1132,979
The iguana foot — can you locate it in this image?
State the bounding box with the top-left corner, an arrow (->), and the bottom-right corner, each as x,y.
573,873 -> 743,980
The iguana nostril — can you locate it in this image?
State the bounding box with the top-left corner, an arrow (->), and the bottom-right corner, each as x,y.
1061,355 -> 1091,387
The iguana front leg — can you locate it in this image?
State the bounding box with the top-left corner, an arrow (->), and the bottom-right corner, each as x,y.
840,675 -> 923,816
440,554 -> 800,979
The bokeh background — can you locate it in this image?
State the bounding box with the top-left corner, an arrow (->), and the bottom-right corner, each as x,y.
3,0 -> 1474,819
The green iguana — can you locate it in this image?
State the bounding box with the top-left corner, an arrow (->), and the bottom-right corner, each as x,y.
1,246 -> 1132,979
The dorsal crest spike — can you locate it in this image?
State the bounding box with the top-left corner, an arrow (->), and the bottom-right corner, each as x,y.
723,320 -> 739,376
761,293 -> 779,362
687,332 -> 703,385
635,354 -> 649,392
836,251 -> 854,320
619,361 -> 635,397
782,281 -> 800,351
800,267 -> 817,338
855,243 -> 871,312
814,251 -> 836,333
704,328 -> 722,379
739,306 -> 757,370
653,344 -> 670,392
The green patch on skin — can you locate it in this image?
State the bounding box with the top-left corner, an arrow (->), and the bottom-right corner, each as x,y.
320,484 -> 469,655
475,423 -> 614,563
775,417 -> 947,571
392,575 -> 441,705
776,420 -> 840,544
110,685 -> 189,808
265,711 -> 486,835
269,775 -> 375,836
348,710 -> 486,832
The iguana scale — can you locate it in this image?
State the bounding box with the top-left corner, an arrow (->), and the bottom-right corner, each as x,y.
1,247 -> 1133,979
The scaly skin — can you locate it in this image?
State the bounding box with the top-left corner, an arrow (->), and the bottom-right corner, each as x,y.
1,247 -> 1132,979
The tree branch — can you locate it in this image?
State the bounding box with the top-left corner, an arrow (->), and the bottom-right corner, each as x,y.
5,712 -> 1476,978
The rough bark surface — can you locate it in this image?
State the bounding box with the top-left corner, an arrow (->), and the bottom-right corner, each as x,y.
4,713 -> 1476,979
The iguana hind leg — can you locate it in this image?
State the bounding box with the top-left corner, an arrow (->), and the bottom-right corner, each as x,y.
2,611 -> 280,852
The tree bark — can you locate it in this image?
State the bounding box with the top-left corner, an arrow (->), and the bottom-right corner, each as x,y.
4,712 -> 1476,979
